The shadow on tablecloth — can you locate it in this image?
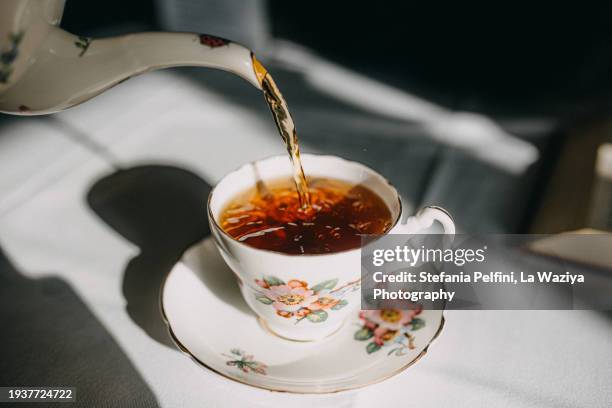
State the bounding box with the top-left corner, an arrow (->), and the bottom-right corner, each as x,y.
0,246 -> 160,408
87,165 -> 212,348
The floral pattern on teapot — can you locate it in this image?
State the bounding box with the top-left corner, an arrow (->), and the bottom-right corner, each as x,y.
0,31 -> 23,84
74,36 -> 92,57
199,34 -> 230,48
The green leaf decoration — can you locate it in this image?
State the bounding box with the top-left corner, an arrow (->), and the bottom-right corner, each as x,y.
263,276 -> 285,287
306,310 -> 328,323
255,295 -> 273,305
388,347 -> 408,357
354,328 -> 373,341
366,342 -> 382,354
331,299 -> 349,310
0,68 -> 12,84
411,318 -> 425,331
311,279 -> 338,293
74,37 -> 92,56
9,31 -> 24,44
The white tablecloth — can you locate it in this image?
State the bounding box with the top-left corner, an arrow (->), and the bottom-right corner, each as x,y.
0,71 -> 610,408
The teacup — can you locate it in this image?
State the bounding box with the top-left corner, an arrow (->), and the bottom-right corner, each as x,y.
208,154 -> 455,341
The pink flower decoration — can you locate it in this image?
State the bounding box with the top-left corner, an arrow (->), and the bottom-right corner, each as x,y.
255,279 -> 269,289
262,285 -> 318,312
308,296 -> 340,310
361,309 -> 415,331
373,327 -> 389,345
287,279 -> 308,288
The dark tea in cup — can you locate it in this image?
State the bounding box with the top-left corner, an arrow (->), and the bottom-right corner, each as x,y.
219,177 -> 393,254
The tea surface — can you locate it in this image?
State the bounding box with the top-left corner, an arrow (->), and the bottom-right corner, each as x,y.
219,178 -> 393,254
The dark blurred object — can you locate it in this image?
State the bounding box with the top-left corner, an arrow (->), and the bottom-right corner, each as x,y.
269,3 -> 612,116
62,1 -> 612,116
155,0 -> 269,52
589,144 -> 612,230
62,0 -> 157,34
62,0 -> 269,52
531,119 -> 612,233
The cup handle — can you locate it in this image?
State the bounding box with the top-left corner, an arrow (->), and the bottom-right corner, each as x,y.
392,206 -> 455,236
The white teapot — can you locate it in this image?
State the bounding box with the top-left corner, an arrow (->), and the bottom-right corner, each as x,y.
0,0 -> 263,115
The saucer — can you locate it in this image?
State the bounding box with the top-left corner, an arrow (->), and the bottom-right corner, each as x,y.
161,237 -> 445,393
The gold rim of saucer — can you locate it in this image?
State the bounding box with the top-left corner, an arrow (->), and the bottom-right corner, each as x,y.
158,247 -> 447,394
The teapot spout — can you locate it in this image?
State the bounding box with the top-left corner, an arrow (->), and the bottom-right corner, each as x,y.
0,27 -> 263,115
